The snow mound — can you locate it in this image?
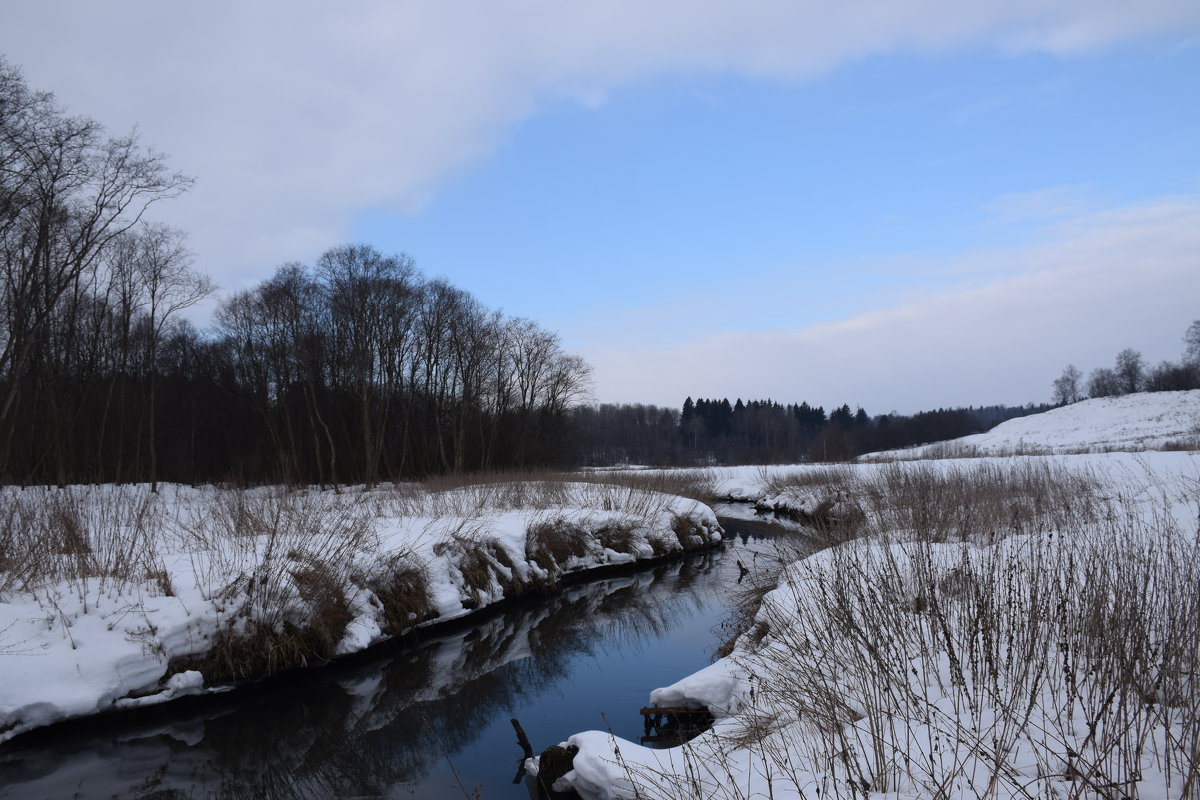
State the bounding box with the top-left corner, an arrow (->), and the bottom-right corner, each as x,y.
864,390 -> 1200,459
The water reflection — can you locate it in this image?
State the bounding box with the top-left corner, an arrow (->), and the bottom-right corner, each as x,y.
0,543 -> 777,800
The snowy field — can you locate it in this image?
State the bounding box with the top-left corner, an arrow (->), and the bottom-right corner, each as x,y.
0,481 -> 721,743
538,393 -> 1200,799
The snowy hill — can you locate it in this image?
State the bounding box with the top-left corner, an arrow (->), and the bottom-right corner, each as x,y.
865,389 -> 1200,459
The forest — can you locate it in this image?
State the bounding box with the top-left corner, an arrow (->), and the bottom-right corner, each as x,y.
2,57 -> 1162,486
570,398 -> 1050,467
0,58 -> 590,486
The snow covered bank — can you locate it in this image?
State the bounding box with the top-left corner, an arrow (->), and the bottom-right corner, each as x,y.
864,389 -> 1200,460
0,481 -> 721,744
540,452 -> 1200,799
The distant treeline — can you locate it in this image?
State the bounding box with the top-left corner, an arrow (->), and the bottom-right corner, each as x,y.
571,398 -> 1051,466
1052,325 -> 1200,404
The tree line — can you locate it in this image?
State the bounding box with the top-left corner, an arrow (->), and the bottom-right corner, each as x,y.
571,397 -> 1049,466
9,55 -> 1145,484
1052,320 -> 1200,405
0,58 -> 589,487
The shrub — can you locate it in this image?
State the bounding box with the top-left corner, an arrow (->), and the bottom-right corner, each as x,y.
597,522 -> 637,553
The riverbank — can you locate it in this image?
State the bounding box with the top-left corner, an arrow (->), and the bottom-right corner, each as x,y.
0,480 -> 722,744
540,451 -> 1200,799
0,537 -> 772,799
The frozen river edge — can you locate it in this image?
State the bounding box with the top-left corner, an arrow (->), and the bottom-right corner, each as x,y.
0,481 -> 723,745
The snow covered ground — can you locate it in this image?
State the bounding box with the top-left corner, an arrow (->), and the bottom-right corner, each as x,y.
0,481 -> 721,743
537,393 -> 1200,800
863,390 -> 1200,459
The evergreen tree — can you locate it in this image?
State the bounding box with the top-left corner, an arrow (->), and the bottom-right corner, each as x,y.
830,404 -> 854,429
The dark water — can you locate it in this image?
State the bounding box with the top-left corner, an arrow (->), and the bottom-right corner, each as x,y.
0,520 -> 787,800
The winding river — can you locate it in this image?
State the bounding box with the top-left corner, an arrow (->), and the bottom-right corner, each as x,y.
0,516 -> 792,799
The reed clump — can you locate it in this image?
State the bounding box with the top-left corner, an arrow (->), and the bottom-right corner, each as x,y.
367,556 -> 436,635
526,517 -> 591,575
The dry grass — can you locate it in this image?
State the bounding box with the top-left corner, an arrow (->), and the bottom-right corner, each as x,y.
712,571 -> 778,661
159,489 -> 381,682
367,555 -> 436,635
757,465 -> 857,497
526,517 -> 591,576
608,459 -> 1200,800
574,469 -> 720,506
431,531 -> 532,608
741,512 -> 1200,798
670,514 -> 708,550
416,469 -> 578,514
857,460 -> 1103,543
750,460 -> 1104,546
597,521 -> 638,553
0,486 -> 167,603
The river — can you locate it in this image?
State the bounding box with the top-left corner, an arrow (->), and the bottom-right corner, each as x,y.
0,516 -> 793,799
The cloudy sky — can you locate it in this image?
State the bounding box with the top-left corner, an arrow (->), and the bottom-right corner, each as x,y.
4,1 -> 1199,413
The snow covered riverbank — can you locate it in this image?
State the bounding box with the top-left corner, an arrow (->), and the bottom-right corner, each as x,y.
0,480 -> 721,744
538,416 -> 1200,799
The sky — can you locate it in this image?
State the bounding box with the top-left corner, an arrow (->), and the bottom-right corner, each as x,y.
3,1 -> 1199,414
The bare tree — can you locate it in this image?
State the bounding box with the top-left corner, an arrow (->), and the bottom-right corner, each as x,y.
1185,319 -> 1200,366
1145,360 -> 1200,392
508,318 -> 559,416
126,224 -> 214,491
543,352 -> 593,414
319,244 -> 417,487
0,58 -> 192,474
1087,367 -> 1121,398
1051,364 -> 1082,405
1113,348 -> 1144,395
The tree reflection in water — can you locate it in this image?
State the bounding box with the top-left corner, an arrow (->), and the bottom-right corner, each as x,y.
0,541 -> 771,799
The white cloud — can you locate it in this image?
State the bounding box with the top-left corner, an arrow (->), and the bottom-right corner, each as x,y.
580,196 -> 1200,412
3,0 -> 1198,287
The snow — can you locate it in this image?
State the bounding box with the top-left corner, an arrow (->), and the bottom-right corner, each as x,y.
648,657 -> 744,715
863,389 -> 1200,459
541,392 -> 1200,800
0,481 -> 721,743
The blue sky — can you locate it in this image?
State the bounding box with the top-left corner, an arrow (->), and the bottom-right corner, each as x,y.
353,42 -> 1199,335
4,2 -> 1199,412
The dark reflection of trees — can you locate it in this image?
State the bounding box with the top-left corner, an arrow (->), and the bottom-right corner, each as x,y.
0,546 -> 745,800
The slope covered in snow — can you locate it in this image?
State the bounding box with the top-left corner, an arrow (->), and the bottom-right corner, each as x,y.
542,452 -> 1200,800
865,389 -> 1200,459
